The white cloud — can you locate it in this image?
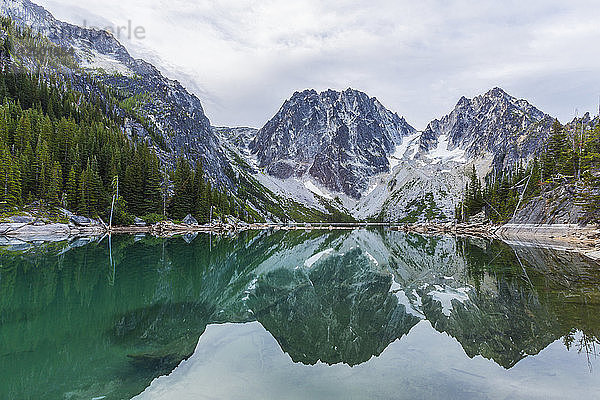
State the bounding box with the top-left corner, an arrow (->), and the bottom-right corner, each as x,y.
37,0 -> 600,129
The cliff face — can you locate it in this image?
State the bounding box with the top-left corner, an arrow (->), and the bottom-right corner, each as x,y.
510,184 -> 600,225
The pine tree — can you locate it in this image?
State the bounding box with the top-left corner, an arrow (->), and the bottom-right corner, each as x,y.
193,161 -> 207,221
169,157 -> 194,219
47,160 -> 62,205
88,157 -> 104,213
543,119 -> 572,180
142,146 -> 162,215
0,146 -> 20,207
78,165 -> 89,215
33,135 -> 50,198
66,166 -> 78,210
14,113 -> 32,154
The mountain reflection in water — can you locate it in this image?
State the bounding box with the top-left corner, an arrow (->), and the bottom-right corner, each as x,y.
1,229 -> 599,399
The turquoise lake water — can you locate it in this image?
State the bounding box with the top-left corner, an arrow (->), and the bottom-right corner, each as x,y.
1,229 -> 599,399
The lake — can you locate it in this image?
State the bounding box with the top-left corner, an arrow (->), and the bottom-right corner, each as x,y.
1,229 -> 599,399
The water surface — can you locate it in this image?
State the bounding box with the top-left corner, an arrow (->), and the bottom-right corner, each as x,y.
1,229 -> 599,399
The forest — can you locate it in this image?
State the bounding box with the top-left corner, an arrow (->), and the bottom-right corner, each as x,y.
0,65 -> 239,225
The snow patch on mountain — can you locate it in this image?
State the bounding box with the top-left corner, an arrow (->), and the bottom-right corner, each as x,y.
425,135 -> 467,164
388,131 -> 421,170
74,46 -> 134,76
304,181 -> 333,200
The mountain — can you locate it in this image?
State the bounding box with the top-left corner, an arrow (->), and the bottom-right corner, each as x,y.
229,87 -> 557,222
364,88 -> 556,222
418,87 -> 554,169
250,88 -> 416,199
0,0 -> 229,184
1,0 -> 360,222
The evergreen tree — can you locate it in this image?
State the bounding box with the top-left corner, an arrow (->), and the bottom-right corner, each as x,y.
47,160 -> 62,205
66,166 -> 78,210
142,146 -> 162,215
168,157 -> 194,219
0,146 -> 20,207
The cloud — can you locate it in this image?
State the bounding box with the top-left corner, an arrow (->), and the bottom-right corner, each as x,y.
37,0 -> 600,129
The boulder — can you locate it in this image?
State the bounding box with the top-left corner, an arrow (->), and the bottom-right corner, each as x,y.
9,215 -> 35,224
69,215 -> 94,226
134,217 -> 147,227
0,223 -> 27,234
469,211 -> 488,224
4,223 -> 70,242
183,214 -> 199,226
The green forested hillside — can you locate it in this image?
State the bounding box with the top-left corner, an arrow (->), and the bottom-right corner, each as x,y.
0,65 -> 236,224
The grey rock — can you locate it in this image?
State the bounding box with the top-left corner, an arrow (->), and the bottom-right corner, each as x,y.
225,216 -> 242,226
183,214 -> 199,226
134,217 -> 147,227
4,223 -> 71,242
510,184 -> 591,225
69,215 -> 94,226
9,215 -> 35,223
0,223 -> 27,234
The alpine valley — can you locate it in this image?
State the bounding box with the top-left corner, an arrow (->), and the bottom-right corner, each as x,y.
1,0 -> 599,225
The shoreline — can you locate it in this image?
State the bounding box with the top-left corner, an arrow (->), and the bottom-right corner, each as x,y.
1,220 -> 599,261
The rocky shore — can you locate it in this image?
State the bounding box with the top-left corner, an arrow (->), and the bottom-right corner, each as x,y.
1,212 -> 599,261
494,223 -> 600,261
394,222 -> 600,261
0,215 -> 104,245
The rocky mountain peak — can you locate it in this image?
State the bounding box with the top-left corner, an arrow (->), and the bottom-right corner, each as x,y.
484,86 -> 509,99
419,87 -> 554,169
1,0 -> 52,27
250,88 -> 416,199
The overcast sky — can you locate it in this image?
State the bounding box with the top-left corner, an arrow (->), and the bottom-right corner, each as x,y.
37,0 -> 600,130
